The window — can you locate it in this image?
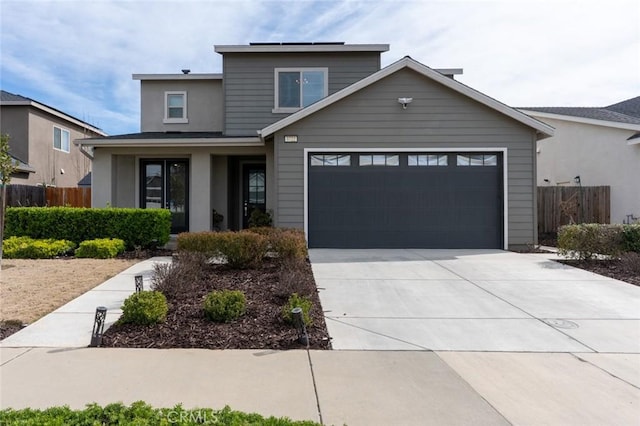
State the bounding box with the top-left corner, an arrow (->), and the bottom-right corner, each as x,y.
359,154 -> 399,166
164,91 -> 187,123
274,68 -> 328,111
311,154 -> 351,166
408,154 -> 448,166
53,126 -> 70,153
457,154 -> 498,166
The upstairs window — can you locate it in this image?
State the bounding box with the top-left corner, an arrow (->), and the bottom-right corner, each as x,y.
53,126 -> 70,153
164,91 -> 188,123
274,68 -> 328,112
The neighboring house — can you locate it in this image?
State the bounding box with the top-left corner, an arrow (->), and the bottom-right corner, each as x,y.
77,42 -> 553,249
0,90 -> 106,187
521,96 -> 640,224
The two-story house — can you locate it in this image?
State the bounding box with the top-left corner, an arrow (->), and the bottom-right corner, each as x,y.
1,90 -> 106,187
77,42 -> 553,249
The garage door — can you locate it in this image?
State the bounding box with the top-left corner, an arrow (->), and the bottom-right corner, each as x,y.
308,152 -> 503,248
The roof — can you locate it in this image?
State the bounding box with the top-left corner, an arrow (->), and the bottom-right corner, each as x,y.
0,90 -> 107,136
521,96 -> 640,128
260,56 -> 554,140
76,131 -> 262,148
215,43 -> 389,54
132,73 -> 222,81
606,96 -> 640,118
78,172 -> 91,186
10,154 -> 36,174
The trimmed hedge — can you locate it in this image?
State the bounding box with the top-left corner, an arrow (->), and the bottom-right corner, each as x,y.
177,231 -> 268,269
0,402 -> 321,425
558,223 -> 640,260
75,238 -> 126,259
3,236 -> 76,259
5,207 -> 171,249
251,227 -> 308,261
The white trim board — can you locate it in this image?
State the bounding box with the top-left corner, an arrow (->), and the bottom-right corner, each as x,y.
303,147 -> 509,250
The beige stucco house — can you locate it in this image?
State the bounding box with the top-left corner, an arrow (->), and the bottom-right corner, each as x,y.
522,96 -> 640,224
0,90 -> 106,187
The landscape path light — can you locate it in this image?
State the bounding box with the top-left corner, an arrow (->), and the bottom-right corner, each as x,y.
89,306 -> 107,347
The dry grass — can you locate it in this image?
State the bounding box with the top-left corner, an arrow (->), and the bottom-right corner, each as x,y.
0,258 -> 138,324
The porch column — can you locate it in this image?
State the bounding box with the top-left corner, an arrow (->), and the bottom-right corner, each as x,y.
190,152 -> 211,232
91,149 -> 112,207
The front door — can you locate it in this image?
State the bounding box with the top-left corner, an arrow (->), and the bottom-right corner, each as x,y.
141,159 -> 189,233
242,164 -> 266,228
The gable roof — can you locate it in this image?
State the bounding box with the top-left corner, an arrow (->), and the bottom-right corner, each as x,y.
260,56 -> 554,140
0,90 -> 107,136
605,96 -> 640,118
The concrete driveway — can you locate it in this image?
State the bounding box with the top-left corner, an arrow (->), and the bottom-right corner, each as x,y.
309,249 -> 640,352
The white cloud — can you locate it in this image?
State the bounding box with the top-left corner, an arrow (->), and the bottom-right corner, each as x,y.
1,0 -> 638,134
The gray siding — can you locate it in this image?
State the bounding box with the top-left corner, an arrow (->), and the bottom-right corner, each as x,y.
140,80 -> 223,132
273,68 -> 538,248
222,52 -> 381,136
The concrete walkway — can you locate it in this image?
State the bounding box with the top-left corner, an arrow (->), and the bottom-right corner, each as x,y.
0,257 -> 172,348
1,250 -> 639,425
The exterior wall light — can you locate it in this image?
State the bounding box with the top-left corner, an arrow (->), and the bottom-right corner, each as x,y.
397,97 -> 413,109
135,275 -> 144,293
284,135 -> 298,143
89,306 -> 108,347
291,307 -> 309,346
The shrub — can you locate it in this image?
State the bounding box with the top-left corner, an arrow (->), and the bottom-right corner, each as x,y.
203,290 -> 246,322
558,224 -> 624,260
276,259 -> 312,299
4,207 -> 171,249
2,236 -> 76,259
75,238 -> 126,259
0,402 -> 322,425
177,231 -> 268,269
120,291 -> 168,325
248,208 -> 272,228
622,224 -> 640,253
152,252 -> 208,299
249,227 -> 308,262
282,293 -> 313,327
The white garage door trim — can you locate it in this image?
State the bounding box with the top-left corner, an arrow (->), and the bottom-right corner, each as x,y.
303,147 -> 509,250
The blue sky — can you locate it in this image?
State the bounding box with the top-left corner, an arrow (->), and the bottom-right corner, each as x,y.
1,0 -> 638,135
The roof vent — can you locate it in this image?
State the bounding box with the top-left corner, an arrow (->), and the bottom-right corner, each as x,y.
181,69 -> 190,74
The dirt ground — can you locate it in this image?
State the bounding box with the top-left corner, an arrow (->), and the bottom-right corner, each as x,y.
0,258 -> 138,324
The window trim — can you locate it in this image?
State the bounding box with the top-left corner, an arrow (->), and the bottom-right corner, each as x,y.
163,91 -> 188,124
53,126 -> 70,153
273,67 -> 328,113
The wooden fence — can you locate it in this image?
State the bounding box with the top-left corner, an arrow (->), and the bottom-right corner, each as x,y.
538,186 -> 610,234
5,185 -> 91,208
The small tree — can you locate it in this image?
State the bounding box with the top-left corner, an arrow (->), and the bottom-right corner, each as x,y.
0,134 -> 17,266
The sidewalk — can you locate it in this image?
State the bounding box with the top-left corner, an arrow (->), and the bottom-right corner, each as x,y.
1,253 -> 639,425
0,257 -> 172,348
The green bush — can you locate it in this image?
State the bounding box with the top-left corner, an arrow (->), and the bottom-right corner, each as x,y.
622,224 -> 640,253
120,291 -> 168,325
248,208 -> 273,228
203,290 -> 246,322
177,231 -> 268,269
2,236 -> 76,259
0,402 -> 321,425
4,207 -> 171,249
282,293 -> 313,327
558,223 -> 624,260
75,238 -> 126,258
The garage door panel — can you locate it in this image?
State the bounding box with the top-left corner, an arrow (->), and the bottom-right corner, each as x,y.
308,152 -> 502,248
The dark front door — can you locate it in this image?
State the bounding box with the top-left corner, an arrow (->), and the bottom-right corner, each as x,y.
141,159 -> 189,233
242,164 -> 266,228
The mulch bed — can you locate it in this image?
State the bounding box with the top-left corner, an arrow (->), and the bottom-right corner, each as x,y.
559,257 -> 640,287
0,320 -> 25,340
102,256 -> 331,350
